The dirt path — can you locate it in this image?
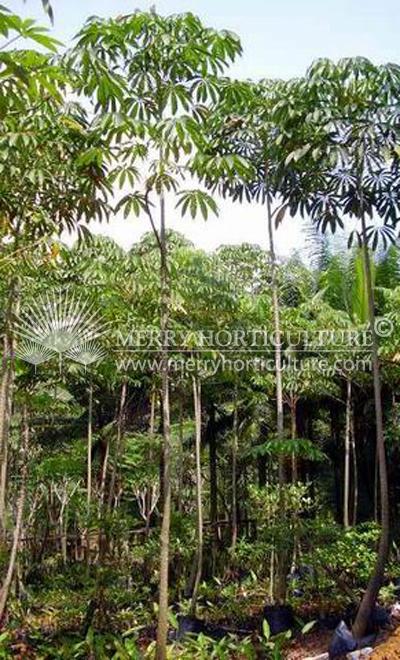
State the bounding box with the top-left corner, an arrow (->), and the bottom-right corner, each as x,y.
371,625 -> 400,659
286,629 -> 332,659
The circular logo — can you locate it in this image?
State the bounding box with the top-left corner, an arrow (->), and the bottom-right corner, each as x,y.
375,317 -> 393,338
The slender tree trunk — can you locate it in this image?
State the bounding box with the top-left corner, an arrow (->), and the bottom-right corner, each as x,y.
86,378 -> 93,568
146,387 -> 156,536
108,380 -> 127,509
266,199 -> 284,486
231,383 -> 238,551
101,394 -> 122,507
208,404 -> 218,572
0,279 -> 18,542
156,190 -> 172,660
60,487 -> 68,566
0,403 -> 28,620
208,405 -> 218,525
190,376 -> 203,614
266,192 -> 287,604
290,398 -> 298,484
87,378 -> 93,508
269,547 -> 275,602
374,443 -> 379,523
99,434 -> 110,507
177,392 -> 184,513
0,404 -> 9,541
344,379 -> 352,529
0,300 -> 11,529
289,396 -> 299,572
353,212 -> 390,639
351,403 -> 358,527
330,404 -> 342,522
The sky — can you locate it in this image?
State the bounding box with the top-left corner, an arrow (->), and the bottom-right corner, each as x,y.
16,0 -> 400,256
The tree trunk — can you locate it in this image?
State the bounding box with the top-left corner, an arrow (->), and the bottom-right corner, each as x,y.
231,383 -> 238,551
108,379 -> 127,509
0,402 -> 28,620
158,394 -> 165,514
330,403 -> 342,522
374,443 -> 379,523
290,397 -> 298,484
351,401 -> 358,527
190,376 -> 203,615
156,190 -> 172,660
344,379 -> 351,529
177,392 -> 184,513
87,377 -> 93,508
352,213 -> 390,639
266,194 -> 287,604
0,279 -> 19,543
85,378 -> 93,568
99,433 -> 110,507
146,387 -> 156,535
266,200 -> 285,487
207,404 -> 218,571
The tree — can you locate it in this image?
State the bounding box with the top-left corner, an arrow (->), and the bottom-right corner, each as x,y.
69,12 -> 242,657
0,400 -> 29,619
317,248 -> 375,528
0,96 -> 111,542
0,3 -> 61,116
274,57 -> 400,637
199,78 -> 293,603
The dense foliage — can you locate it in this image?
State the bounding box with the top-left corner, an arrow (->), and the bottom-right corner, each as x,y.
1,2 -> 400,659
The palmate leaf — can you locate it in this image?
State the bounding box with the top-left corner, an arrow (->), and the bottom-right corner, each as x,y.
1,12 -> 60,50
374,225 -> 396,251
22,27 -> 61,53
71,10 -> 242,115
275,58 -> 400,238
193,152 -> 254,185
0,49 -> 63,118
175,190 -> 218,220
160,115 -> 201,150
146,171 -> 178,195
353,224 -> 398,252
315,212 -> 344,234
115,193 -> 148,218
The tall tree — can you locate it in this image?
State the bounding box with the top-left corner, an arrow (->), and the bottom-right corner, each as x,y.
274,57 -> 400,637
199,79 -> 291,602
0,98 -> 111,542
69,12 -> 242,657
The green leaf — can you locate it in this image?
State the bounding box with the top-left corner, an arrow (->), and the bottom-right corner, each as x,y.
301,620 -> 316,635
262,619 -> 271,640
274,203 -> 289,228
